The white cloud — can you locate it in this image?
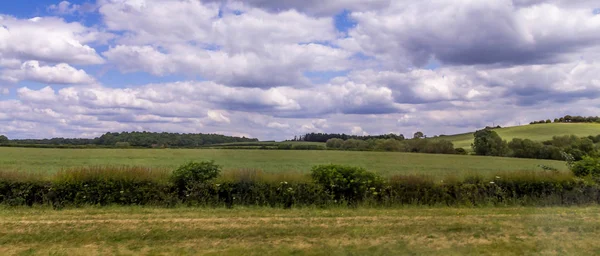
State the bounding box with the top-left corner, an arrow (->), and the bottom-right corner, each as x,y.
0,15 -> 107,65
103,43 -> 351,88
48,1 -> 80,15
351,126 -> 368,136
267,122 -> 290,129
1,61 -> 95,84
207,110 -> 231,124
343,1 -> 600,68
3,0 -> 600,141
203,0 -> 391,16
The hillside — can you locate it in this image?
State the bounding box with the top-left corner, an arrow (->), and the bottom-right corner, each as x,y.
435,123 -> 600,149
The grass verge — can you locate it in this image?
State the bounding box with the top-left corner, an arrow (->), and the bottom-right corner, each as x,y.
0,206 -> 599,255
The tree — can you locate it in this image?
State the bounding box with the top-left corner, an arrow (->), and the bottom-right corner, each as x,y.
413,131 -> 424,139
0,135 -> 7,144
472,129 -> 508,156
325,138 -> 344,149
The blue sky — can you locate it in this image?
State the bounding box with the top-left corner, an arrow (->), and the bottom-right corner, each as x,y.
1,0 -> 600,140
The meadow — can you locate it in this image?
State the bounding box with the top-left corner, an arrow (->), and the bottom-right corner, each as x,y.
436,123 -> 600,149
0,147 -> 569,177
1,206 -> 599,255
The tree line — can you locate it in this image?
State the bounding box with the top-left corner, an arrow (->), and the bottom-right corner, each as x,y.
325,138 -> 462,155
472,128 -> 600,161
291,132 -> 406,143
0,132 -> 258,148
530,115 -> 600,124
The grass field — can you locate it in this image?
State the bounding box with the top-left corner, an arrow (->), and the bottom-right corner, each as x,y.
0,147 -> 569,177
1,206 -> 599,255
435,123 -> 600,149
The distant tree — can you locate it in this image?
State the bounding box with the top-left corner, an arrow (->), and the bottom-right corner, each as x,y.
375,139 -> 404,152
325,138 -> 344,149
0,135 -> 8,144
545,119 -> 551,123
413,131 -> 424,139
472,129 -> 509,156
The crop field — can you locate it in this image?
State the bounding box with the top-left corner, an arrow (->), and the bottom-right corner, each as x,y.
1,206 -> 599,255
436,123 -> 600,149
0,147 -> 569,177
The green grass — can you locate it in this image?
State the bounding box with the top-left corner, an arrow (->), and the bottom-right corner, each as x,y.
434,123 -> 600,149
0,147 -> 569,177
1,206 -> 599,255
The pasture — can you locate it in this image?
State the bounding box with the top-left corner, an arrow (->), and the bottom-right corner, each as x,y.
0,147 -> 569,177
436,123 -> 600,149
1,206 -> 599,255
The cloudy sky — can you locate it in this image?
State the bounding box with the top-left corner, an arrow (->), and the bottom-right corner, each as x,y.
1,0 -> 599,140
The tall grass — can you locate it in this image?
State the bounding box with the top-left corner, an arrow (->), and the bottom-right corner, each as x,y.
54,166 -> 171,183
0,164 -> 596,208
217,169 -> 311,184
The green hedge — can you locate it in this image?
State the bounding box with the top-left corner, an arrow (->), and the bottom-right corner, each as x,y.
2,163 -> 600,208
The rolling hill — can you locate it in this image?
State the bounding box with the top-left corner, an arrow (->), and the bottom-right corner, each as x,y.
434,123 -> 600,149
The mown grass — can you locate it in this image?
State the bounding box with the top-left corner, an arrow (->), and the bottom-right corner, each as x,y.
0,206 -> 599,255
435,123 -> 600,149
0,147 -> 569,177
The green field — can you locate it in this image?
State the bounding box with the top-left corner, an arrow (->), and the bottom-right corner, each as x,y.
0,147 -> 568,177
1,206 -> 599,255
435,123 -> 600,149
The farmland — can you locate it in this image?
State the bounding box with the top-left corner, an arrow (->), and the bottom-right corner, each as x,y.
435,123 -> 600,149
1,206 -> 599,255
0,147 -> 569,177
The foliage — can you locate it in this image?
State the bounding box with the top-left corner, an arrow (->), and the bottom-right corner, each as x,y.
2,163 -> 600,207
6,131 -> 258,148
171,161 -> 221,195
571,156 -> 600,177
310,164 -> 383,202
325,138 -> 344,149
413,131 -> 425,139
531,115 -> 600,124
294,132 -> 405,143
472,129 -> 509,156
374,138 -> 405,152
435,122 -> 600,150
0,135 -> 8,144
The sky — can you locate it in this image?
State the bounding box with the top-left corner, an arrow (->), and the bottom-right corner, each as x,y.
1,0 -> 600,140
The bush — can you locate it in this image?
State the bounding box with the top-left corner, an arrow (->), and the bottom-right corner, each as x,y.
310,164 -> 383,203
325,138 -> 344,149
454,148 -> 467,155
571,156 -> 600,177
171,161 -> 221,194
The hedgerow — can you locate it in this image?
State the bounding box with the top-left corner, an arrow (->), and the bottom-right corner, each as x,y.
1,162 -> 600,208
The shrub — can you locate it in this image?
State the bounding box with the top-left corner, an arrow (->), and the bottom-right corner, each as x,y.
454,148 -> 467,155
571,156 -> 600,177
375,139 -> 405,152
325,138 -> 344,149
277,144 -> 292,150
171,161 -> 221,194
310,164 -> 383,203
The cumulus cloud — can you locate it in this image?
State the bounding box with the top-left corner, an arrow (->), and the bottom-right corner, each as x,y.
203,0 -> 391,16
0,15 -> 107,65
103,43 -> 351,88
98,0 -> 349,87
343,0 -> 600,68
48,1 -> 80,15
2,0 -> 600,140
1,61 -> 95,84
